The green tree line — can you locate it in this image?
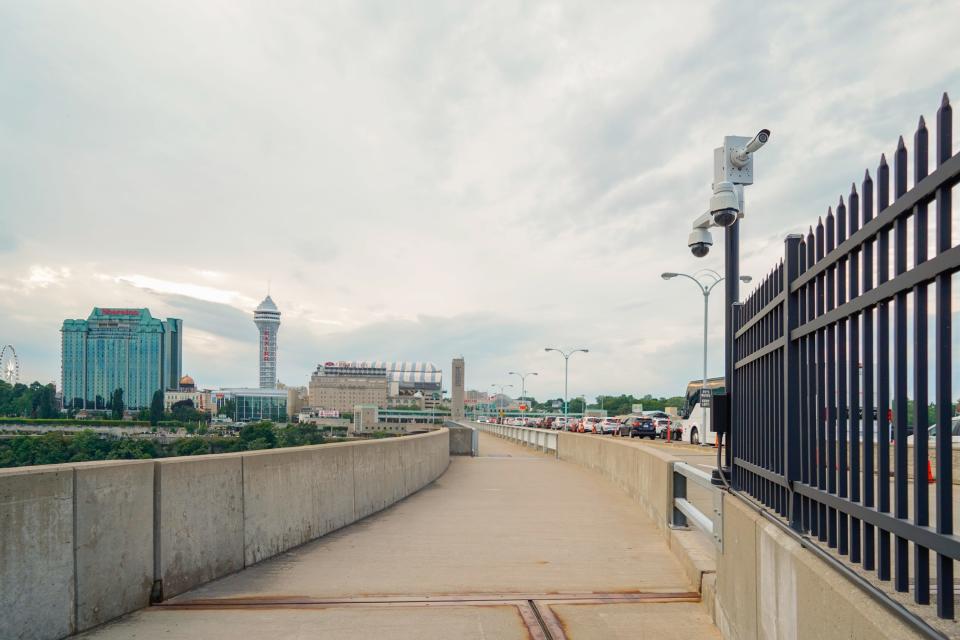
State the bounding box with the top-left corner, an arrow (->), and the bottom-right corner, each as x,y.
0,422 -> 334,468
0,381 -> 58,419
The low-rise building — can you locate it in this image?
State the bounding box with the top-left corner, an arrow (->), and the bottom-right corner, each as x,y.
309,362 -> 388,413
219,387 -> 288,423
164,375 -> 214,414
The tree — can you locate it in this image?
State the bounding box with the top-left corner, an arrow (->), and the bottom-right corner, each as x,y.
218,399 -> 236,420
110,388 -> 125,420
149,390 -> 164,426
240,422 -> 276,448
171,398 -> 203,423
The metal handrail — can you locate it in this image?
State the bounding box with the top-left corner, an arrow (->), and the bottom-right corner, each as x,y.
671,461 -> 723,549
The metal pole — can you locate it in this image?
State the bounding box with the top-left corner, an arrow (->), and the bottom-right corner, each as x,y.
703,286 -> 709,441
725,220 -> 740,470
564,356 -> 569,417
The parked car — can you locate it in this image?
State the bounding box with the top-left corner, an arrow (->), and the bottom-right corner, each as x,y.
621,416 -> 656,439
654,418 -> 683,441
553,417 -> 569,430
599,417 -> 620,435
476,416 -> 489,423
580,416 -> 601,433
906,417 -> 960,444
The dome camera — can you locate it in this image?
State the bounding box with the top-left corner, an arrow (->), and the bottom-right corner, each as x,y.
710,181 -> 740,227
688,227 -> 713,258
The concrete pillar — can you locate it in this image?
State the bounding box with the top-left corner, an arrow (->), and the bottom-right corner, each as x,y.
451,357 -> 465,420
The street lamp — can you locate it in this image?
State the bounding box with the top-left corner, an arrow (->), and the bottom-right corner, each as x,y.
490,383 -> 513,422
661,269 -> 751,443
508,371 -> 538,407
544,348 -> 589,417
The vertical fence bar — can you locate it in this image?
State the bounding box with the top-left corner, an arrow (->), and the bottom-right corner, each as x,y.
848,183 -> 863,564
806,228 -> 819,538
912,118 -> 930,604
798,237 -> 810,531
934,93 -> 954,620
893,138 -> 909,594
876,154 -> 892,583
862,170 -> 876,572
836,198 -> 849,556
826,207 -> 839,548
784,236 -> 802,530
816,218 -> 828,542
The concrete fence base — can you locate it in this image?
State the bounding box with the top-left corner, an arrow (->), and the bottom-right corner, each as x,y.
0,430 -> 450,640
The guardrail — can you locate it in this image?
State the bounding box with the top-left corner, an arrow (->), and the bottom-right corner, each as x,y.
471,422 -> 558,455
671,461 -> 723,550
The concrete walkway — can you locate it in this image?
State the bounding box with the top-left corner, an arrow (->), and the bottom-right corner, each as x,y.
79,433 -> 720,639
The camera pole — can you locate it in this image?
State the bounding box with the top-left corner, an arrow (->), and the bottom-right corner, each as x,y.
724,219 -> 739,472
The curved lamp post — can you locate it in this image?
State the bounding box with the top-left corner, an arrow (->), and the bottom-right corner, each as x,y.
508,371 -> 538,408
544,348 -> 589,417
661,269 -> 751,441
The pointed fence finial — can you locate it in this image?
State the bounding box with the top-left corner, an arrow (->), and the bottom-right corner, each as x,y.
880,153 -> 888,166
851,182 -> 858,194
897,135 -> 906,150
943,92 -> 951,107
918,115 -> 927,129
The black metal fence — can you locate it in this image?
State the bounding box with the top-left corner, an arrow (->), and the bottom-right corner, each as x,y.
731,94 -> 959,620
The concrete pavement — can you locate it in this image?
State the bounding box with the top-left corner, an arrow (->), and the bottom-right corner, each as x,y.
78,432 -> 720,639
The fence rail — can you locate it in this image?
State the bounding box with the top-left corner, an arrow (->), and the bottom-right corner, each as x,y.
731,94 -> 959,621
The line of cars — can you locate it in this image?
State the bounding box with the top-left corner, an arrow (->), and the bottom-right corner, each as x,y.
476,414 -> 684,441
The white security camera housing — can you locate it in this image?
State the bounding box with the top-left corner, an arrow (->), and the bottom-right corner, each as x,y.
710,181 -> 740,227
688,227 -> 713,258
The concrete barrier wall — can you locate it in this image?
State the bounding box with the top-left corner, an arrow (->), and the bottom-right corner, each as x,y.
156,455 -> 245,598
443,421 -> 475,455
715,496 -> 917,640
0,429 -> 449,640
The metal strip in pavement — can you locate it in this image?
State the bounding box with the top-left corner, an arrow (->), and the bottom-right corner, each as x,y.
158,591 -> 700,608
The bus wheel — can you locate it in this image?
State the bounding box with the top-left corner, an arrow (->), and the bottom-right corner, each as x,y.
690,427 -> 700,445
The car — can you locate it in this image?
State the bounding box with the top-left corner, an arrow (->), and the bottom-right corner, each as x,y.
580,416 -> 601,433
906,417 -> 960,444
599,417 -> 620,435
654,418 -> 683,441
620,416 -> 656,439
552,417 -> 569,430
476,416 -> 489,423
543,416 -> 556,429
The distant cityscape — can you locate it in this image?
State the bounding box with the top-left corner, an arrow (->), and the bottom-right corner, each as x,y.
53,295 -> 453,425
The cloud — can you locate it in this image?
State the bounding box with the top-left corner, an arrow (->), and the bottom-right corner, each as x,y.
1,1 -> 959,402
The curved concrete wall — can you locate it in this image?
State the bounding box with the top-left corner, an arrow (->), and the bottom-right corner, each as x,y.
0,429 -> 449,640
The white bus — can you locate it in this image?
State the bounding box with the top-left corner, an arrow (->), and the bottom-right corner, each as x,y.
679,377 -> 725,445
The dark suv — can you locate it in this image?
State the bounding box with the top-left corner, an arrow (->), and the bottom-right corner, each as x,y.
618,416 -> 656,439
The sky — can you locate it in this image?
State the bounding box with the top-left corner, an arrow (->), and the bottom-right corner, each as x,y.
1,1 -> 960,403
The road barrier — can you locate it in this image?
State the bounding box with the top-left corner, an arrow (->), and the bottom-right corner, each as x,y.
470,421 -> 558,455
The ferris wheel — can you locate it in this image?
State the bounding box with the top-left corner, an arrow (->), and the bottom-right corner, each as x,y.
0,345 -> 20,386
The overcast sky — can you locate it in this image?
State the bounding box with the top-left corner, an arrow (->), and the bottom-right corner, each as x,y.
2,1 -> 959,402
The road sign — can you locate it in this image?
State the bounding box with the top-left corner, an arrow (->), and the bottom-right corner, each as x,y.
632,404 -> 643,413
519,404 -> 527,411
701,388 -> 712,408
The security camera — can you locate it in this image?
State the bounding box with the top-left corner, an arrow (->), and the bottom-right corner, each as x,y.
709,181 -> 740,227
730,129 -> 771,168
688,227 -> 713,258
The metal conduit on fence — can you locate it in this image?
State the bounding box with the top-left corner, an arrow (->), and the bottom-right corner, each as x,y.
731,94 -> 959,620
